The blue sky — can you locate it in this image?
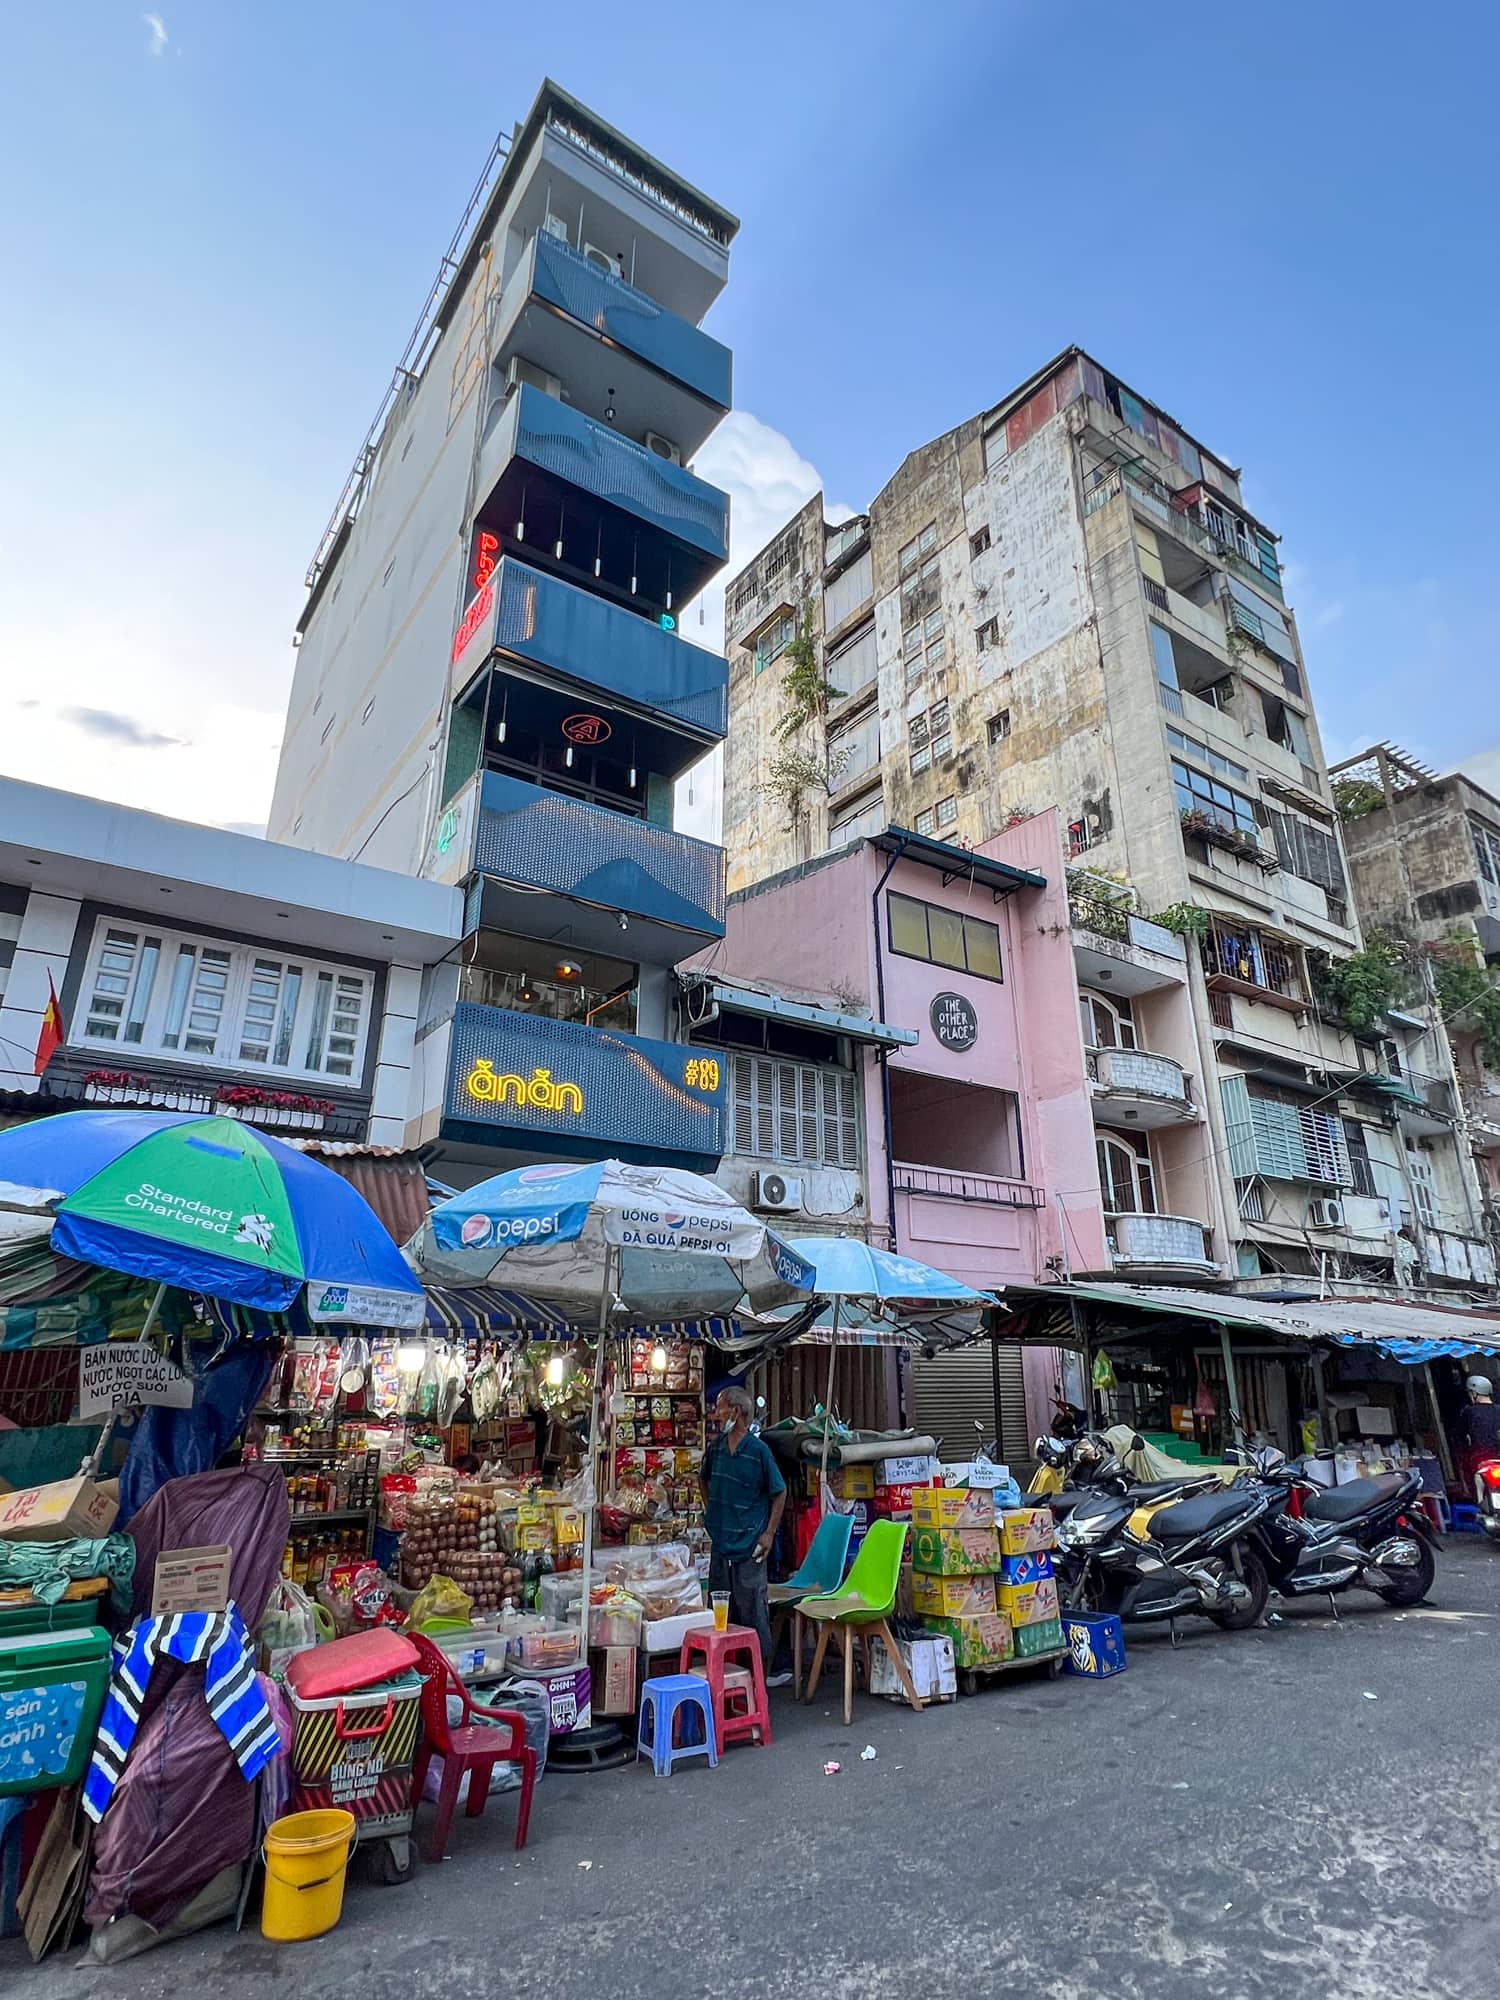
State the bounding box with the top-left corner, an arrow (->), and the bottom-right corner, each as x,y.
2,1 -> 1496,832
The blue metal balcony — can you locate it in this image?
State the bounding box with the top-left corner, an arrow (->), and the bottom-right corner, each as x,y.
455,557 -> 726,742
509,233 -> 731,427
477,386 -> 729,594
441,1001 -> 726,1169
470,770 -> 725,963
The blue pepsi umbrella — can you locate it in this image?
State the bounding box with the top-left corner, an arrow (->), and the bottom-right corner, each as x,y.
0,1110 -> 426,1326
407,1158 -> 816,1320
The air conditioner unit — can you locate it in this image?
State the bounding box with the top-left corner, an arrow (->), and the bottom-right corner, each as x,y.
752,1171 -> 803,1215
542,213 -> 570,243
582,242 -> 619,277
645,430 -> 682,465
1308,1197 -> 1346,1230
506,356 -> 562,401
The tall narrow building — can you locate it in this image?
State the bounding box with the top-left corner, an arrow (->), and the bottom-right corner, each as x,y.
270,83 -> 737,1175
722,349 -> 1496,1299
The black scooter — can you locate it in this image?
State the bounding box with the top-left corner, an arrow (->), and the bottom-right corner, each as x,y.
1241,1446 -> 1438,1610
1041,1435 -> 1275,1632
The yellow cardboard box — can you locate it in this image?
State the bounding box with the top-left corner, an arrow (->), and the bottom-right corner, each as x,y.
911,1525 -> 1000,1577
910,1487 -> 994,1532
920,1612 -> 1014,1670
827,1463 -> 875,1500
910,1571 -> 997,1619
998,1507 -> 1056,1556
998,1576 -> 1061,1626
0,1476 -> 118,1544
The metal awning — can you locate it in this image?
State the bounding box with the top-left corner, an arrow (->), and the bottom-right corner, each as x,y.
701,979 -> 918,1048
990,1280 -> 1500,1363
870,827 -> 1046,898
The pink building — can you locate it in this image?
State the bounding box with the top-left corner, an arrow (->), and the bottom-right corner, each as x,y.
704,809 -> 1108,1449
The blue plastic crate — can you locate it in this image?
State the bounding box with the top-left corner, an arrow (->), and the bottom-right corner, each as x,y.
1061,1611 -> 1127,1679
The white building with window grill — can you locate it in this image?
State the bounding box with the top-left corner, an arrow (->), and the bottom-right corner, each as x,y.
0,777 -> 458,1144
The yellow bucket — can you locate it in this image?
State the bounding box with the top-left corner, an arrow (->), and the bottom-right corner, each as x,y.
260,1809 -> 356,1942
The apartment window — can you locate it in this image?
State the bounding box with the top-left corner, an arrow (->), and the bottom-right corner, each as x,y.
1471,818 -> 1500,886
1343,1118 -> 1379,1199
1150,621 -> 1178,693
730,576 -> 757,618
827,706 -> 880,791
982,425 -> 1007,473
915,808 -> 935,836
1164,725 -> 1249,785
1082,991 -> 1137,1050
904,609 -> 945,689
987,710 -> 1011,747
732,1054 -> 859,1168
1260,690 -> 1313,763
829,792 -> 885,848
976,618 -> 1000,651
970,526 -> 992,559
1067,818 -> 1091,858
829,622 -> 877,701
899,523 -> 939,576
1267,809 -> 1345,894
754,612 -> 795,673
909,699 -> 951,776
1098,1133 -> 1156,1215
1172,758 -> 1259,840
823,549 -> 873,629
762,537 -> 793,586
887,891 -> 1002,980
77,919 -> 372,1083
936,795 -> 958,830
1200,922 -> 1301,999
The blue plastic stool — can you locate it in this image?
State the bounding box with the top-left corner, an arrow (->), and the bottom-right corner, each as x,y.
637,1675 -> 719,1776
1450,1503 -> 1481,1534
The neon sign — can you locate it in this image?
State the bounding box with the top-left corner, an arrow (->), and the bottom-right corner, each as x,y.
472,530 -> 499,591
451,579 -> 494,665
561,713 -> 611,746
682,1057 -> 720,1092
464,1062 -> 584,1115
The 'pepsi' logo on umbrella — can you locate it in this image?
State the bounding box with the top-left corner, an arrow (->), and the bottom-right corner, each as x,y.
460,1214 -> 493,1248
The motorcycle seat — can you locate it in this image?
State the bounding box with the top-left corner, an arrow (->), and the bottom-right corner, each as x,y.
1149,1488 -> 1257,1540
1300,1474 -> 1408,1522
1125,1479 -> 1214,1502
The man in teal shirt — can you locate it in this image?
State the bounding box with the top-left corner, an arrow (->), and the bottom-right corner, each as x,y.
701,1384 -> 788,1681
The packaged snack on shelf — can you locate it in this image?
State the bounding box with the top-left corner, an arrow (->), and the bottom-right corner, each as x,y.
588,1588 -> 643,1650
518,1626 -> 579,1670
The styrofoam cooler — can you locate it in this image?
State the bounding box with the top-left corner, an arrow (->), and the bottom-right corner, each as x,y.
286,1670 -> 423,1834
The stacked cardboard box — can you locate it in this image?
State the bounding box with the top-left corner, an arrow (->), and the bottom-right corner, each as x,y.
872,1454 -> 939,1524
998,1507 -> 1063,1658
910,1487 -> 1010,1669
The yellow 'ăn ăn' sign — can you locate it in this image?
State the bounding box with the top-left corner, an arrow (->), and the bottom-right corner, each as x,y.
464,1062 -> 584,1115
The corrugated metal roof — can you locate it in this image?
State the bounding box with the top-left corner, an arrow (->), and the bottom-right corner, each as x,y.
1001,1280 -> 1500,1357
290,1147 -> 432,1247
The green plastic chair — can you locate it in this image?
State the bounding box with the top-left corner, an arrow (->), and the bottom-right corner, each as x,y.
799,1520 -> 922,1723
768,1513 -> 854,1695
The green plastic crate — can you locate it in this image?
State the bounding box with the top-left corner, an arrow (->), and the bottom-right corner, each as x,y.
1014,1616 -> 1065,1660
0,1597 -> 100,1640
0,1624 -> 112,1795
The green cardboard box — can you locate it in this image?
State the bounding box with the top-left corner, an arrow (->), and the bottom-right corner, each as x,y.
920,1613 -> 1014,1670
911,1525 -> 1000,1577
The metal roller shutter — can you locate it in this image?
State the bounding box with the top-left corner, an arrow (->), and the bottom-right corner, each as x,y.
907,1342 -> 1030,1468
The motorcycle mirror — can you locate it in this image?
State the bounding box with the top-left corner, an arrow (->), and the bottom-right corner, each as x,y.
1129,1433 -> 1146,1453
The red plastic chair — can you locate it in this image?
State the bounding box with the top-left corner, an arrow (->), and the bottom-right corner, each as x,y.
409,1632 -> 537,1862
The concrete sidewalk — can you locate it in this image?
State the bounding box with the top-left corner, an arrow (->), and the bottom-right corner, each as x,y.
4,1540 -> 1497,2000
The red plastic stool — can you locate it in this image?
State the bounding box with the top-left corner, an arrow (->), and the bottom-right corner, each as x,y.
679,1624 -> 772,1749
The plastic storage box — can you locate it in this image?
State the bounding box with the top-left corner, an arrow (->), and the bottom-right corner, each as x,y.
0,1623 -> 112,1795
1062,1611 -> 1127,1678
286,1670 -> 424,1833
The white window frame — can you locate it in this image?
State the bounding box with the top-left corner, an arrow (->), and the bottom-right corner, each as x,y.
75,917 -> 374,1086
1082,990 -> 1138,1051
1098,1132 -> 1156,1215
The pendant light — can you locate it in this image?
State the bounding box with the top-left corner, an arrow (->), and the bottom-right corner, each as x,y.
564,744 -> 574,768
665,558 -> 673,613
594,521 -> 602,580
630,533 -> 638,597
628,736 -> 637,790
496,685 -> 508,745
515,482 -> 527,542
554,498 -> 565,563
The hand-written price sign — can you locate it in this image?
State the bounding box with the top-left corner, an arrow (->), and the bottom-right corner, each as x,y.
78,1341 -> 194,1418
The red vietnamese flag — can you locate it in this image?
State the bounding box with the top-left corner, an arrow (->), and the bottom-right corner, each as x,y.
33,975 -> 63,1075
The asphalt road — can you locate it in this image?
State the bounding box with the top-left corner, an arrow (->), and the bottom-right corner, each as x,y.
6,1541 -> 1499,2000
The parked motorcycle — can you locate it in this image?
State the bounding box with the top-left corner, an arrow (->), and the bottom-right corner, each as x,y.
1242,1445 -> 1439,1608
1039,1435 -> 1274,1631
1471,1456 -> 1500,1541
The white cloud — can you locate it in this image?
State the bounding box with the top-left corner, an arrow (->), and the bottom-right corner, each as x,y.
143,13 -> 168,56
675,411 -> 852,841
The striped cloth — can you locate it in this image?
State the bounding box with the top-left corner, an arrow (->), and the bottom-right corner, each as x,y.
83,1606 -> 280,1824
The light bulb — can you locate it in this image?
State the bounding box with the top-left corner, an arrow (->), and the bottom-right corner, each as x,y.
546,1352 -> 566,1386
650,1342 -> 669,1372
628,765 -> 637,788
564,744 -> 574,767
396,1341 -> 427,1371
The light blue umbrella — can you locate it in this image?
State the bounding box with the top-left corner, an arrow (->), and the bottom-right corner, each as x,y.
784,1236 -> 997,1483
